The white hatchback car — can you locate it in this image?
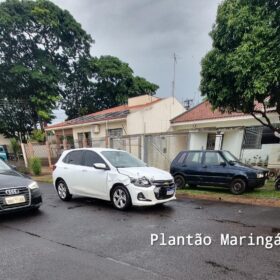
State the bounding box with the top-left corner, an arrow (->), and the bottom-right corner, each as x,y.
52,148 -> 176,210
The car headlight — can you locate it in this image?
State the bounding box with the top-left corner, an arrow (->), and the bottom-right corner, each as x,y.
130,176 -> 151,187
28,182 -> 39,190
256,173 -> 264,178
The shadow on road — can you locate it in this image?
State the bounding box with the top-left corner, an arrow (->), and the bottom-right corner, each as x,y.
63,196 -> 176,216
0,208 -> 44,223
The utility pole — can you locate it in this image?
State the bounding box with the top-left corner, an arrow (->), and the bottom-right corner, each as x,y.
171,53 -> 177,103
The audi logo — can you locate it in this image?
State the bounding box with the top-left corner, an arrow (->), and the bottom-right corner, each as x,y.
5,189 -> 20,195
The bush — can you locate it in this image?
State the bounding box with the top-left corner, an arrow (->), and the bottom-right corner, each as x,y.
10,138 -> 21,159
29,157 -> 42,176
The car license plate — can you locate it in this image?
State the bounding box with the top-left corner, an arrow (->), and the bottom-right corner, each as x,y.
5,195 -> 26,205
166,188 -> 175,195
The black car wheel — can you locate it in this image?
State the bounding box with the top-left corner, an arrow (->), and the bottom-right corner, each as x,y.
230,178 -> 246,195
56,180 -> 72,201
275,180 -> 280,191
111,186 -> 131,210
174,175 -> 186,189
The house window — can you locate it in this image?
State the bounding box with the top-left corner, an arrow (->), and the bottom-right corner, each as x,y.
261,126 -> 280,144
77,132 -> 92,147
242,127 -> 263,149
108,128 -> 123,138
206,134 -> 216,150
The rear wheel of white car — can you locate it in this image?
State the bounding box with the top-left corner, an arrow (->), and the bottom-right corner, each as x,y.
230,178 -> 246,195
111,186 -> 131,210
56,180 -> 72,201
174,175 -> 186,189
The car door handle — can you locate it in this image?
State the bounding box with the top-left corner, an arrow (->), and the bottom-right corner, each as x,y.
81,169 -> 87,172
202,165 -> 207,168
63,167 -> 68,170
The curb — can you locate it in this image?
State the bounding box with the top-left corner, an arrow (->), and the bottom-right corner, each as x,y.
176,193 -> 280,208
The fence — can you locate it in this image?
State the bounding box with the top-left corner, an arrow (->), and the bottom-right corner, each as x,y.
43,132 -> 188,170
21,142 -> 51,167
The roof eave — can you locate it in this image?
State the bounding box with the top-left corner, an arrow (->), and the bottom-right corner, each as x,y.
45,117 -> 127,131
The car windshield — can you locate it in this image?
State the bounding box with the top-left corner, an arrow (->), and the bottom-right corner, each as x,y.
0,159 -> 11,171
222,151 -> 240,163
101,151 -> 146,168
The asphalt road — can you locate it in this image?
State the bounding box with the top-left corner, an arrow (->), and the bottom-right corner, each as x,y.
1,183 -> 280,280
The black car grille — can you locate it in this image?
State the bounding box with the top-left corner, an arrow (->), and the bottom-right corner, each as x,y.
152,180 -> 175,200
0,186 -> 30,210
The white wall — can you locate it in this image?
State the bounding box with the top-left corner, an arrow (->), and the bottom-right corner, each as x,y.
127,97 -> 185,135
241,144 -> 280,167
188,132 -> 208,150
0,134 -> 11,146
222,129 -> 244,158
72,120 -> 126,142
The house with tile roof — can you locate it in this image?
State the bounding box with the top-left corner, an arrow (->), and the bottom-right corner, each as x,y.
45,94 -> 185,158
171,101 -> 280,168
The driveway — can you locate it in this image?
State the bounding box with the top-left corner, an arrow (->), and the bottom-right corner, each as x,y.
0,183 -> 279,280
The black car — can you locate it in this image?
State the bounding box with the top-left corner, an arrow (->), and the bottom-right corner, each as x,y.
170,150 -> 269,195
0,160 -> 42,213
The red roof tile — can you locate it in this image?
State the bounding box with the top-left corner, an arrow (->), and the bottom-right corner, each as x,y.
46,99 -> 161,130
171,101 -> 244,123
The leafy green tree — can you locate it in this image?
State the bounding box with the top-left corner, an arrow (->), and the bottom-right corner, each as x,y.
200,0 -> 280,133
30,129 -> 46,142
0,0 -> 93,136
61,55 -> 159,119
0,99 -> 34,140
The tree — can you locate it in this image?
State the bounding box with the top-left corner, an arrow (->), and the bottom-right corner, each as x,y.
61,55 -> 159,119
0,0 -> 93,138
0,99 -> 34,140
200,0 -> 280,133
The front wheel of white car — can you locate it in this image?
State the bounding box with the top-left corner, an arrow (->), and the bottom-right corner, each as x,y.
111,186 -> 131,210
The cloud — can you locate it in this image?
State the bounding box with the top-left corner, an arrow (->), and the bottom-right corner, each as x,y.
53,0 -> 221,103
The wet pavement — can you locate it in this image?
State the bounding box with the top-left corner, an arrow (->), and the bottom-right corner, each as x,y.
0,183 -> 280,280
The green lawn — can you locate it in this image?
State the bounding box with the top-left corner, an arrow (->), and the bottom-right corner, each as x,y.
31,174 -> 53,184
177,180 -> 280,199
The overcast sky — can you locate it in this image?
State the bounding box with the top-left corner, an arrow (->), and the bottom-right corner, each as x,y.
51,0 -> 221,121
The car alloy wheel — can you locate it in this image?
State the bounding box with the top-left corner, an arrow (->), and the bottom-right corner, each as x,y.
56,180 -> 72,201
112,186 -> 131,210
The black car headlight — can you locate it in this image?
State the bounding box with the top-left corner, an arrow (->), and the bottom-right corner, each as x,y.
256,173 -> 264,179
130,176 -> 151,187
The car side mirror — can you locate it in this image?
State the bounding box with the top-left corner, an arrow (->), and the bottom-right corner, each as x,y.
93,163 -> 108,170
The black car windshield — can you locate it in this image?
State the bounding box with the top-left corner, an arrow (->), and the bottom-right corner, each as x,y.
222,151 -> 240,163
101,151 -> 146,168
0,159 -> 11,171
